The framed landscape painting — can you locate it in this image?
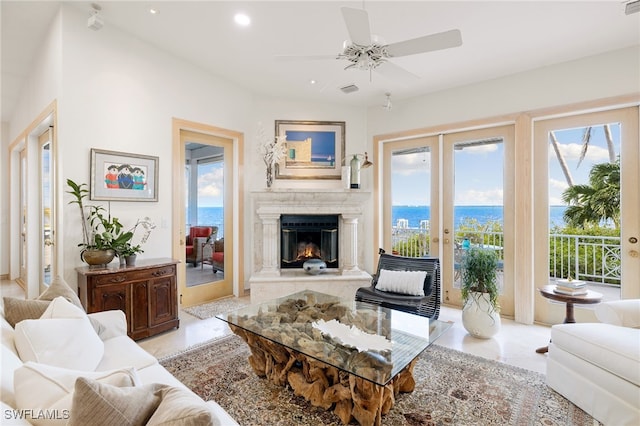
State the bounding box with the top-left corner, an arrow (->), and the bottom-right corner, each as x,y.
90,148 -> 159,201
274,120 -> 345,180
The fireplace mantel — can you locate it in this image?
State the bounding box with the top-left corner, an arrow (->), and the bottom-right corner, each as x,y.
249,189 -> 372,303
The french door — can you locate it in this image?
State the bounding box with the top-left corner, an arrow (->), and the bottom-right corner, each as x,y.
382,125 -> 515,316
533,107 -> 639,323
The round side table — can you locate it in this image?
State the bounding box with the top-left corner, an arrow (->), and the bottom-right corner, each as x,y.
536,284 -> 602,354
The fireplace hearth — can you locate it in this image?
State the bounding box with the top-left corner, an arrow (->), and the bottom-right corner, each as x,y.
281,215 -> 338,269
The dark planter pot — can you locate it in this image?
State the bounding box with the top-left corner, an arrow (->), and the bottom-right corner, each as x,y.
81,249 -> 116,266
125,255 -> 137,267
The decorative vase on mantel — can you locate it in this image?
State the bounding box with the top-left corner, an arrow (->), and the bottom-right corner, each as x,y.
266,163 -> 274,189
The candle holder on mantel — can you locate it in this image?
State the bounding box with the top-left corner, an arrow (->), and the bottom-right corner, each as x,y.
349,152 -> 373,189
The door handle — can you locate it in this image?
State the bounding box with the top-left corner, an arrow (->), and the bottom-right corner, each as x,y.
44,239 -> 53,246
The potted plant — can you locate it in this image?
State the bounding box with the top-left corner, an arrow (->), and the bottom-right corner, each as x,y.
460,247 -> 501,338
117,243 -> 144,266
67,179 -> 146,266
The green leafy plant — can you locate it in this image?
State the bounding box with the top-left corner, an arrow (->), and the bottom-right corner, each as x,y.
460,247 -> 500,313
118,243 -> 144,257
66,179 -> 153,255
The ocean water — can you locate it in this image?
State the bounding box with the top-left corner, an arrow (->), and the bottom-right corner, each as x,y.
392,205 -> 567,228
196,205 -> 567,236
196,207 -> 224,238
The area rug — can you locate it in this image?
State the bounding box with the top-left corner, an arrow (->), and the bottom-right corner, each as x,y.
182,297 -> 249,320
160,334 -> 599,426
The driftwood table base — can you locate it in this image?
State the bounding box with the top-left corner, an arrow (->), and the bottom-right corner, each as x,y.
231,325 -> 417,426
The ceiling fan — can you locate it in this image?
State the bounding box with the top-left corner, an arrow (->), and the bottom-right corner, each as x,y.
276,7 -> 462,81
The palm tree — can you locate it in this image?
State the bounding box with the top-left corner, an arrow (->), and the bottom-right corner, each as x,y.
561,160 -> 620,228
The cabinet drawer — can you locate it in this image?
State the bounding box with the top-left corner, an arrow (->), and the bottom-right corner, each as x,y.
92,265 -> 176,285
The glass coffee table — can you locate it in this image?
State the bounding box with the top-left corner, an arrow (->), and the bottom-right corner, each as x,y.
216,290 -> 451,425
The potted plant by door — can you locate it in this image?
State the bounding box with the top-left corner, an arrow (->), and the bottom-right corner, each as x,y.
460,247 -> 501,338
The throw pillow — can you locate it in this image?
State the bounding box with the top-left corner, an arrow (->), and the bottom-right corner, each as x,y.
69,378 -> 164,426
14,362 -> 139,426
2,298 -> 50,328
40,296 -> 86,320
14,317 -> 104,371
3,276 -> 84,328
147,386 -> 215,426
38,275 -> 84,310
375,269 -> 428,296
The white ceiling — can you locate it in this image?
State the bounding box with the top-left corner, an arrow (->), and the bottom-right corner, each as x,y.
2,1 -> 639,123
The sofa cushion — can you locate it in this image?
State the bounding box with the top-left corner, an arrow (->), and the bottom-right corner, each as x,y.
69,378 -> 163,426
1,400 -> 32,425
2,298 -> 50,328
147,386 -> 216,426
551,323 -> 640,386
14,317 -> 104,371
595,299 -> 640,328
96,335 -> 158,372
14,362 -> 139,426
375,269 -> 427,296
1,344 -> 23,409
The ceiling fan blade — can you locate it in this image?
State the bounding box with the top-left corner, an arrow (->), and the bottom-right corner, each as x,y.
386,29 -> 462,57
341,7 -> 371,46
274,54 -> 338,62
375,60 -> 420,83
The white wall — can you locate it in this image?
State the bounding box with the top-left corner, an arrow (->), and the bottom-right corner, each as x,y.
366,46 -> 640,136
56,4 -> 256,287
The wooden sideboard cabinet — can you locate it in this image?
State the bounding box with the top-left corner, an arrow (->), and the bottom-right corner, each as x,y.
76,258 -> 179,340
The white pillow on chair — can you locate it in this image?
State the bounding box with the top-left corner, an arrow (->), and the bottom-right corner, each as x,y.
375,269 -> 427,296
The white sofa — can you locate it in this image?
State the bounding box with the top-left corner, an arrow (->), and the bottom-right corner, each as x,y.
1,290 -> 238,425
547,299 -> 640,426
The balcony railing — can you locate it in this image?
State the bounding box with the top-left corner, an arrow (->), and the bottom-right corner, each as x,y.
391,226 -> 621,286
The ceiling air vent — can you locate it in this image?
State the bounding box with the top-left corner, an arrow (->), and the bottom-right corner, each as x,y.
626,0 -> 640,15
340,84 -> 359,94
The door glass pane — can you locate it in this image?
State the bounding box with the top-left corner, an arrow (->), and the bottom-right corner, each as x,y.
390,146 -> 431,257
184,142 -> 224,287
41,141 -> 53,285
453,138 -> 504,293
547,123 -> 621,300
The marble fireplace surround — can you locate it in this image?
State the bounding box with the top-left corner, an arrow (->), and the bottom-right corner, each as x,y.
249,189 -> 372,303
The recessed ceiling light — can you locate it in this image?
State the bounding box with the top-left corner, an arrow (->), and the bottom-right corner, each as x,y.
234,13 -> 251,27
149,8 -> 159,15
309,79 -> 317,85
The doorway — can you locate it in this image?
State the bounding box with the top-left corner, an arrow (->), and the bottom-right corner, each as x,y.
381,125 -> 515,317
533,107 -> 640,323
9,103 -> 57,298
172,119 -> 243,307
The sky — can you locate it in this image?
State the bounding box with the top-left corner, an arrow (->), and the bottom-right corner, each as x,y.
391,123 -> 621,207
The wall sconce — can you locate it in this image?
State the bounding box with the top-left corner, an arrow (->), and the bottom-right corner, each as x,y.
349,152 -> 373,189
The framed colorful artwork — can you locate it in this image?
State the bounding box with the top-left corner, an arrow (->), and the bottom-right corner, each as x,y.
274,120 -> 345,180
90,148 -> 159,201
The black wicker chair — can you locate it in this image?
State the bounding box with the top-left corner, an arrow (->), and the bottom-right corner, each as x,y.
355,249 -> 441,319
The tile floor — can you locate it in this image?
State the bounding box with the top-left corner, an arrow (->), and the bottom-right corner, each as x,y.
1,278 -> 551,375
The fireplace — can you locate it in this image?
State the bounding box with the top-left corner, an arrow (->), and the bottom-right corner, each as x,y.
280,214 -> 339,269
